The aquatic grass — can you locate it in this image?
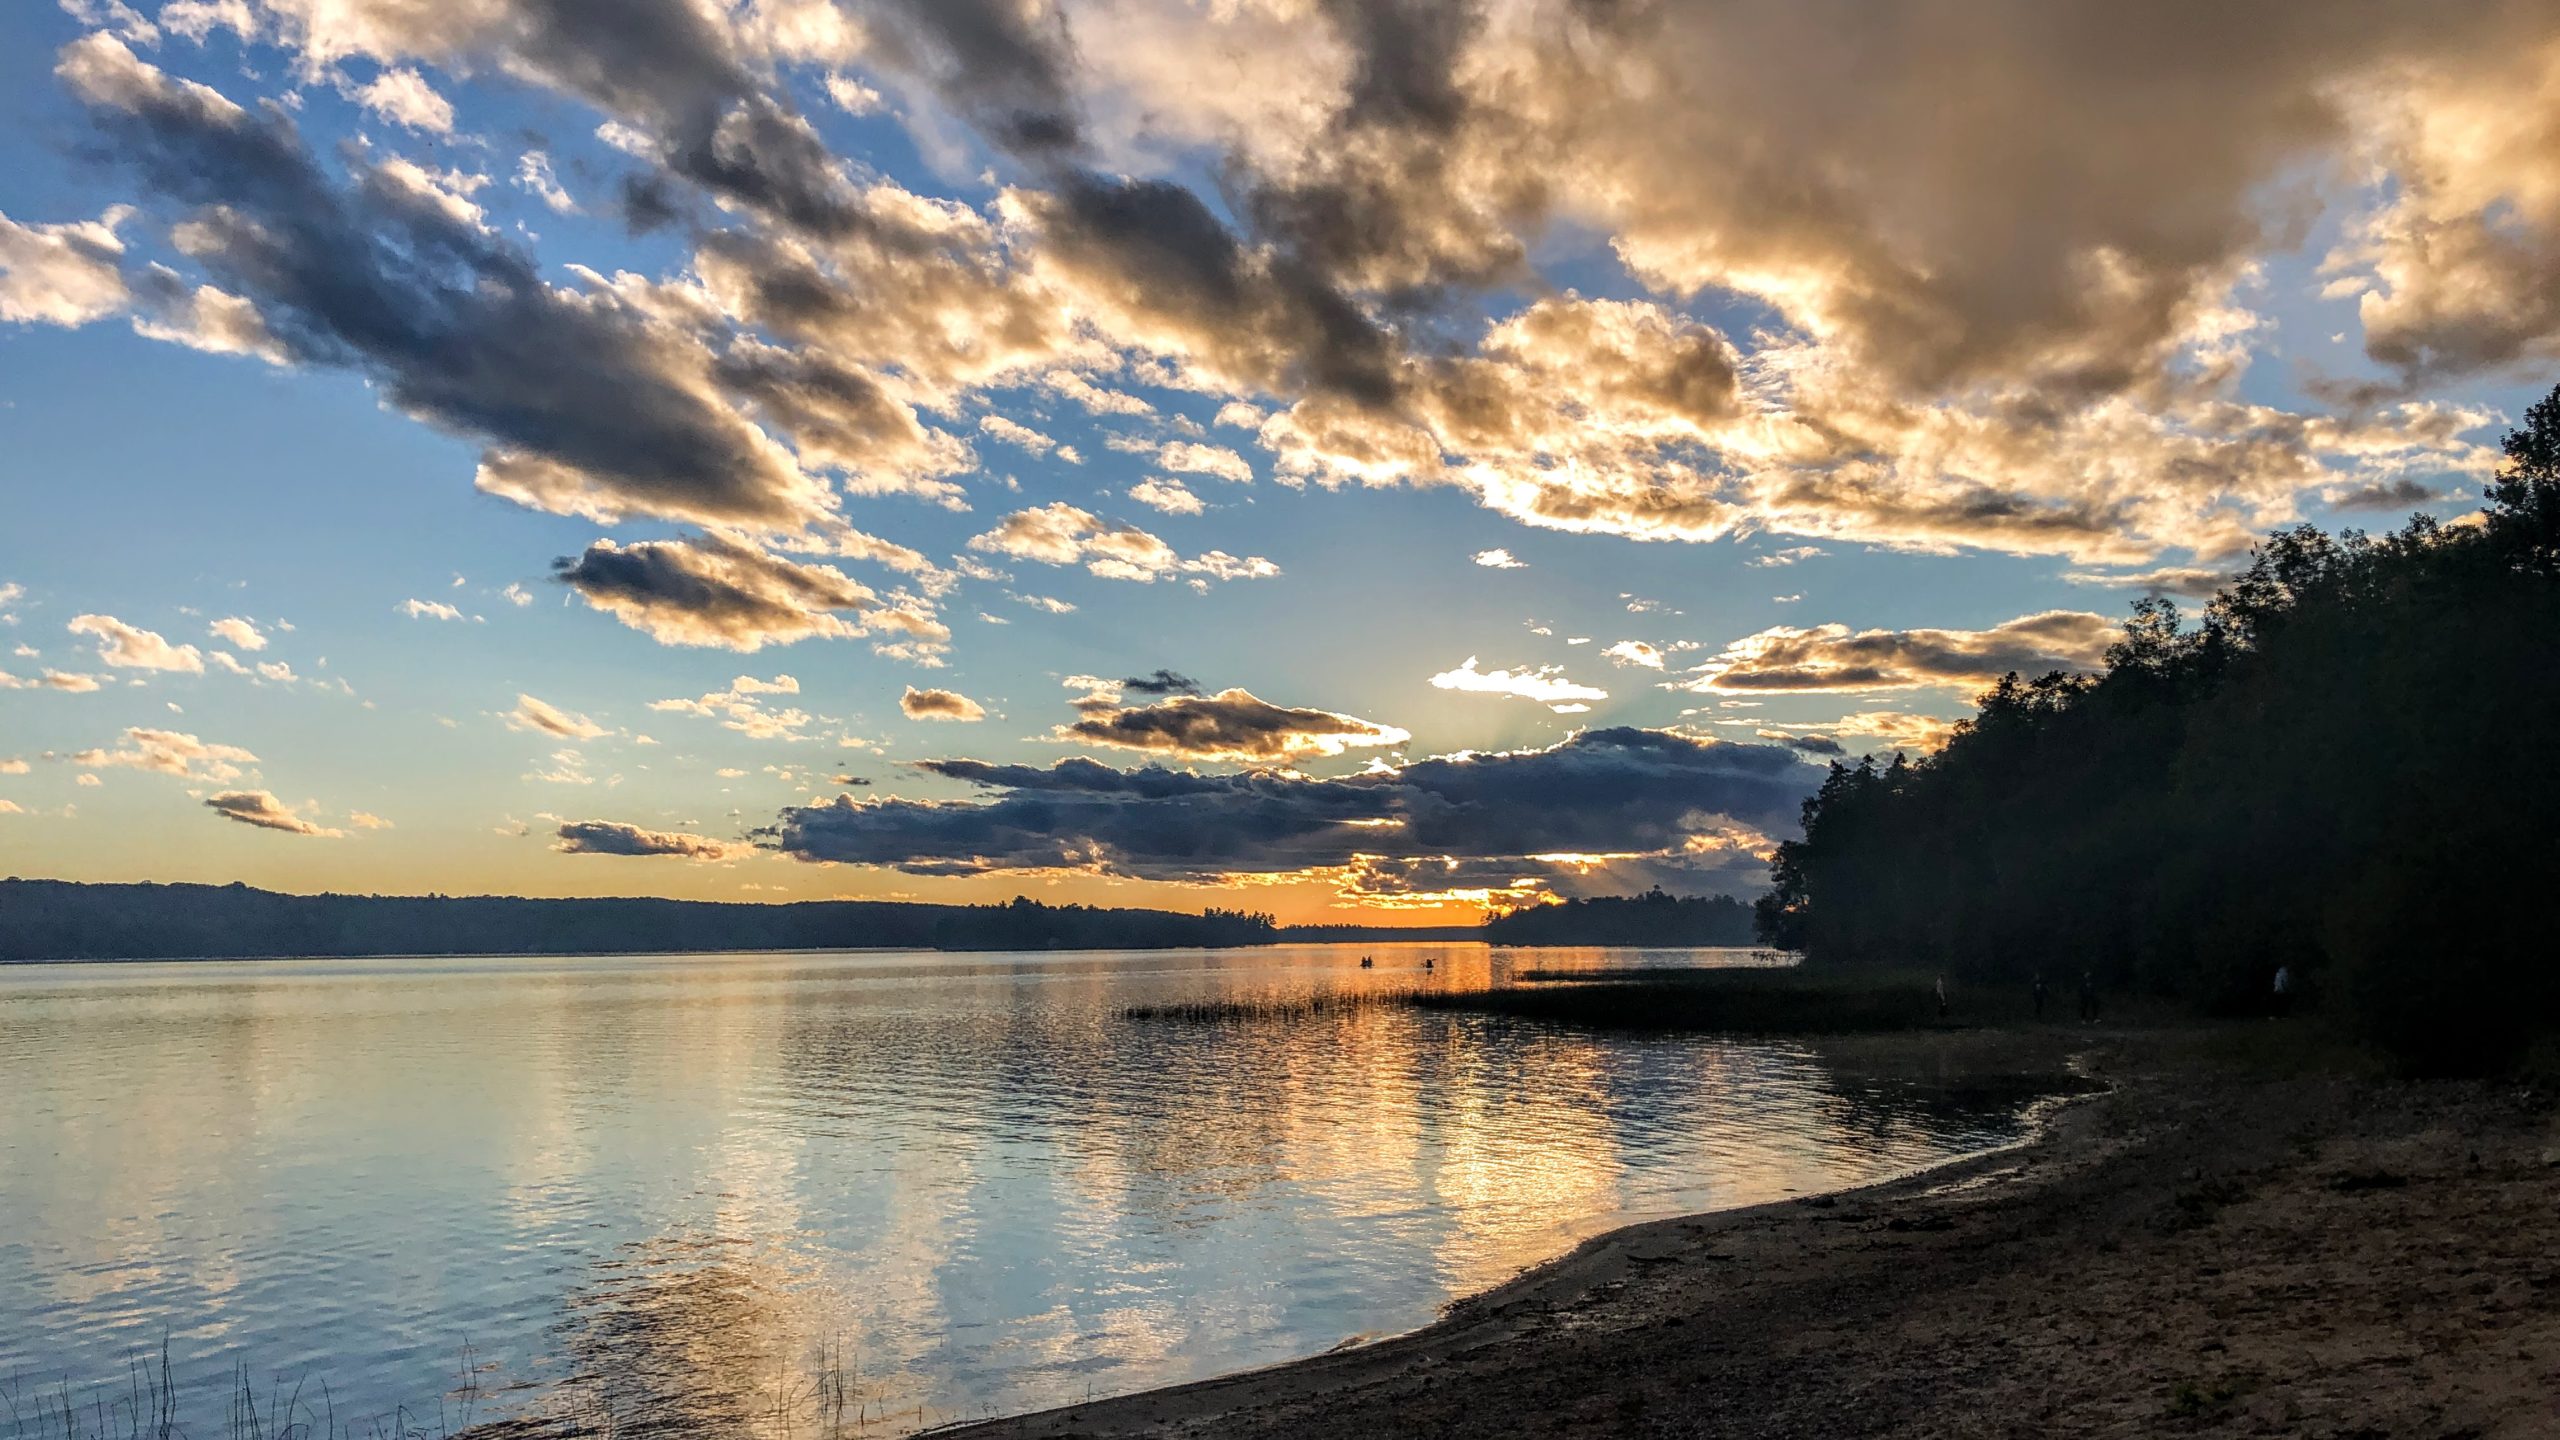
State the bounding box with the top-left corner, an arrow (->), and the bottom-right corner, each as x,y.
1402,970 -> 1955,1034
1118,989 -> 1422,1024
0,1339 -> 933,1440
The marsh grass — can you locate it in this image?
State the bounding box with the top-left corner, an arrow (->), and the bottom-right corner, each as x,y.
1,1339 -> 924,1440
1119,990 -> 1420,1023
1405,969 -> 1967,1034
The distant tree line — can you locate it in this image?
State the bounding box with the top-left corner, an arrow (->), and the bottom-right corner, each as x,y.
1485,889 -> 1759,947
1757,383 -> 2560,1074
0,880 -> 1279,961
931,897 -> 1276,950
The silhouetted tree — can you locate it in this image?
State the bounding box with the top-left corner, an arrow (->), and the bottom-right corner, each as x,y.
1759,380 -> 2560,1074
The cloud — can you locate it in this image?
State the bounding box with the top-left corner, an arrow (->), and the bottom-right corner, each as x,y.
398,598 -> 467,621
70,727 -> 256,781
1120,669 -> 1201,696
967,503 -> 1277,584
1428,656 -> 1608,710
206,789 -> 342,836
0,758 -> 27,774
1603,640 -> 1665,669
0,668 -> 105,692
1043,370 -> 1152,416
1828,710 -> 1965,754
351,67 -> 453,132
1692,611 -> 2120,693
68,613 -> 202,671
506,693 -> 610,741
769,727 -> 1810,902
554,532 -> 945,653
0,208 -> 130,327
350,810 -> 394,829
1156,441 -> 1254,484
553,819 -> 736,860
34,1 -> 2560,589
57,35 -> 839,533
1127,476 -> 1203,515
2060,565 -> 2233,600
900,685 -> 986,721
208,616 -> 266,651
2325,477 -> 2443,512
978,413 -> 1066,457
650,674 -> 811,739
1471,548 -> 1526,569
1059,686 -> 1407,761
1750,547 -> 1825,569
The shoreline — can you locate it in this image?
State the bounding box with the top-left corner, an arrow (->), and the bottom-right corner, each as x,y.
948,1026 -> 2559,1438
943,1043 -> 2111,1438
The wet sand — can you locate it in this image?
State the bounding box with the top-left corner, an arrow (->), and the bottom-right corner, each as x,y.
949,1027 -> 2560,1439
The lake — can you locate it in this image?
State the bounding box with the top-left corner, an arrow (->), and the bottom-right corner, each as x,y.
0,944 -> 2035,1435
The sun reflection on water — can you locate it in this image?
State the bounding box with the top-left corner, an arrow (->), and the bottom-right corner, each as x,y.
0,945 -> 2033,1434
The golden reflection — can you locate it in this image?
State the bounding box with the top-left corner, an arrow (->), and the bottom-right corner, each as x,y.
0,948 -> 2037,1436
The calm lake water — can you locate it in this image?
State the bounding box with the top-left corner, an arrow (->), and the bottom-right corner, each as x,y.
0,944 -> 2032,1435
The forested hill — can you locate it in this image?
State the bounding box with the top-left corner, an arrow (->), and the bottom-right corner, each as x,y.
1757,382 -> 2560,1075
1484,891 -> 1759,947
0,880 -> 1288,961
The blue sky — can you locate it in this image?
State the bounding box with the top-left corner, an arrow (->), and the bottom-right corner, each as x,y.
3,1 -> 2552,920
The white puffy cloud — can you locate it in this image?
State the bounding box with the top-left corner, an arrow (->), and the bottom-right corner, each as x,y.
1428,656 -> 1608,711
68,613 -> 202,671
352,67 -> 453,132
651,674 -> 812,739
899,686 -> 986,722
1127,476 -> 1203,515
68,726 -> 256,781
967,504 -> 1277,584
0,209 -> 130,327
208,617 -> 266,651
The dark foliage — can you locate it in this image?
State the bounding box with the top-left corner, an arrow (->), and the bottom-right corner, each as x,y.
1482,889 -> 1758,947
0,879 -> 1274,961
1756,383 -> 2560,1074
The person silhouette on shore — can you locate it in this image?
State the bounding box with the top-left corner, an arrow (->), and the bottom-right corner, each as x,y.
2272,964 -> 2293,1018
2033,974 -> 2049,1020
1935,973 -> 1949,1020
2078,971 -> 2099,1023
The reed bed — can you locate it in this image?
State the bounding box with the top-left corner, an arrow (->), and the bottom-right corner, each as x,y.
1402,969 -> 1950,1034
1118,989 -> 1420,1023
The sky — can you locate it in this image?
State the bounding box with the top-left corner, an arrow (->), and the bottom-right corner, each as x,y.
1,0 -> 2555,923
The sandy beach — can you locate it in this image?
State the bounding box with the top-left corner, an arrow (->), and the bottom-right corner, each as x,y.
950,1028 -> 2560,1439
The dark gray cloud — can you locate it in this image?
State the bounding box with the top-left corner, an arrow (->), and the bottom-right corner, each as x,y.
1120,669 -> 1202,696
59,35 -> 825,531
205,789 -> 339,836
554,819 -> 735,859
1060,687 -> 1406,761
1756,730 -> 1848,758
768,727 -> 1812,884
1027,172 -> 1404,407
2327,477 -> 2444,512
866,0 -> 1087,158
553,532 -> 944,651
1697,611 -> 2120,693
